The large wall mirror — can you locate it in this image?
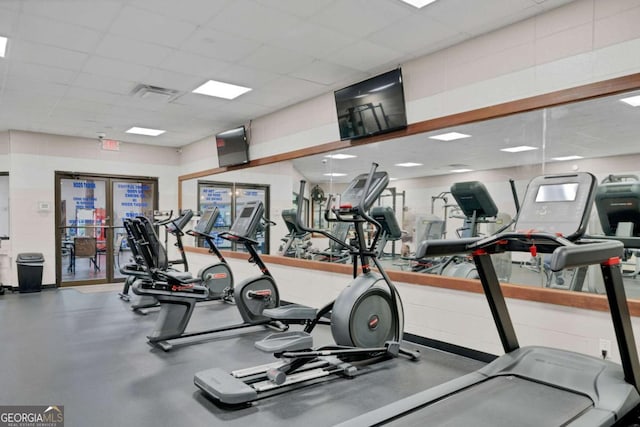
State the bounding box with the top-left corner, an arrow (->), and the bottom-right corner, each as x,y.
180,74 -> 640,312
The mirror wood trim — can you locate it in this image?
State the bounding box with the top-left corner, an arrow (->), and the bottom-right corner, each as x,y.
180,72 -> 640,316
185,245 -> 624,315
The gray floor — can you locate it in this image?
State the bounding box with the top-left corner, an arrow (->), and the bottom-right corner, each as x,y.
0,288 -> 484,427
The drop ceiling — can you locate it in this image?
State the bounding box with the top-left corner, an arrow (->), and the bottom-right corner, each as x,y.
0,0 -> 575,147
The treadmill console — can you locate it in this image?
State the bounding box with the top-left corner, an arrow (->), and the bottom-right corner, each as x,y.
229,200 -> 264,238
193,207 -> 219,235
515,173 -> 596,240
340,171 -> 389,211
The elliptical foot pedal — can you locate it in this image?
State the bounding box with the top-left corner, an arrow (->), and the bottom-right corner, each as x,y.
255,331 -> 313,352
152,340 -> 173,352
118,293 -> 130,302
263,304 -> 317,321
194,367 -> 258,405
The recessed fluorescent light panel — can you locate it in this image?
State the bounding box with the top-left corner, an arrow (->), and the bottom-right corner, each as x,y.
428,132 -> 471,141
500,145 -> 539,153
126,126 -> 166,136
192,80 -> 252,100
323,173 -> 347,177
400,0 -> 438,8
0,36 -> 7,57
552,155 -> 584,161
451,169 -> 473,173
324,154 -> 357,160
620,95 -> 640,107
395,162 -> 423,168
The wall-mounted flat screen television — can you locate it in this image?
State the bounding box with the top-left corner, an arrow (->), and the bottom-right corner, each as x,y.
215,126 -> 249,168
334,68 -> 407,141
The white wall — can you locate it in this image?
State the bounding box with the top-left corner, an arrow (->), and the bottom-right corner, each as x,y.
7,130 -> 180,285
175,0 -> 640,363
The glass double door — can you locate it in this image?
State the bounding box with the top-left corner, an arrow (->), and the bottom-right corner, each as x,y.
56,173 -> 157,286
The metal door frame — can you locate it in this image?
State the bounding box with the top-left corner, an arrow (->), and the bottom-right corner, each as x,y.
55,171 -> 158,287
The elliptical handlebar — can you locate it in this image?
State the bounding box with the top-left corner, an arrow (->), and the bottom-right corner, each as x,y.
295,163 -> 386,256
153,210 -> 173,226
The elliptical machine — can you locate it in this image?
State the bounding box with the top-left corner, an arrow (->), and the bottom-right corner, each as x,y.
130,200 -> 285,351
194,163 -> 419,406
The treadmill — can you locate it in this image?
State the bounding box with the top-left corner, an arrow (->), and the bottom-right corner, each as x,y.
338,172 -> 640,427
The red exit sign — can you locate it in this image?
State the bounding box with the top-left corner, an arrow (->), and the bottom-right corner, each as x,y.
101,139 -> 120,151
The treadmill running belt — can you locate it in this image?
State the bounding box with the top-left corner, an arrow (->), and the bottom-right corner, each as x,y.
386,376 -> 593,427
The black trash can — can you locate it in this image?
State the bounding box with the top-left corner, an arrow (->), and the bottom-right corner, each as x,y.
16,253 -> 45,293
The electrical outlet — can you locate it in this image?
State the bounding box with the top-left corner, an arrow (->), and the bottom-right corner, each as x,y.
599,338 -> 612,359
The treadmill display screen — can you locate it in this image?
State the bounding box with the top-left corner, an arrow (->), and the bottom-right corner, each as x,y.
535,183 -> 579,202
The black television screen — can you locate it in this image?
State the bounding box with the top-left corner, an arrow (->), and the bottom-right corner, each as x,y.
216,126 -> 249,167
334,69 -> 407,140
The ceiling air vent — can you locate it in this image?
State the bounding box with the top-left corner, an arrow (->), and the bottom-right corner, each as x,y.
131,84 -> 180,102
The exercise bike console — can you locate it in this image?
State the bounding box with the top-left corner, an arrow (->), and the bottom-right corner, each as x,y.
223,200 -> 263,240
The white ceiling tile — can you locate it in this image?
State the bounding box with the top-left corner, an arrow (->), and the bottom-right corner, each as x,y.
289,60 -> 363,85
208,1 -> 301,42
253,0 -> 337,18
9,39 -> 89,71
0,8 -> 19,37
16,13 -> 104,53
423,0 -> 534,35
268,21 -> 355,57
245,75 -> 326,107
311,0 -> 411,38
1,89 -> 61,110
213,64 -> 280,87
9,61 -> 77,85
20,0 -> 125,32
159,50 -> 230,78
82,56 -> 152,82
180,27 -> 261,62
73,72 -> 138,96
204,99 -> 272,120
171,92 -> 231,110
240,44 -> 314,74
55,98 -> 114,114
4,74 -> 69,97
0,1 -> 21,12
64,86 -> 122,105
130,0 -> 232,25
95,34 -> 173,67
367,15 -> 462,54
144,68 -> 202,92
109,5 -> 198,48
323,40 -> 407,72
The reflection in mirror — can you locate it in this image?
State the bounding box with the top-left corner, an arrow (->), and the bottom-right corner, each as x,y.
181,88 -> 640,299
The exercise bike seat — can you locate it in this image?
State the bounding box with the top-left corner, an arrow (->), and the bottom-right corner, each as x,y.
262,304 -> 317,321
